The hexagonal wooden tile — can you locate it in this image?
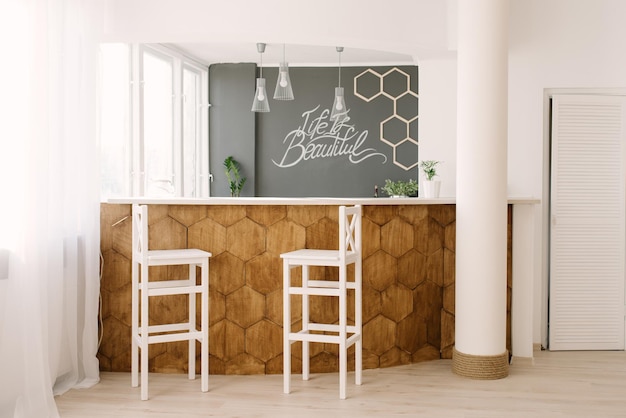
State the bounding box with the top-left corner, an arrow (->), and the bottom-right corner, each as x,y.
267,289 -> 304,327
426,217 -> 445,255
148,293 -> 188,325
246,319 -> 282,362
225,353 -> 265,375
426,248 -> 444,286
265,354 -> 286,374
306,216 -> 337,250
287,205 -> 326,227
110,350 -> 132,373
362,217 -> 381,258
444,221 -> 456,252
309,351 -> 339,373
398,205 -> 428,224
266,219 -> 305,256
152,342 -> 189,373
246,252 -> 281,295
206,205 -> 246,227
363,250 -> 397,292
443,247 -> 455,287
362,314 -> 396,355
397,249 -> 426,290
168,205 -> 207,227
429,204 -> 456,226
380,346 -> 411,368
188,217 -> 227,256
101,249 -> 130,293
246,205 -> 287,227
99,316 -> 131,360
381,218 -> 414,257
105,282 -> 132,326
411,344 -> 440,362
443,283 -> 455,314
100,203 -> 130,252
397,311 -> 427,353
381,283 -> 413,322
208,289 -> 226,325
309,294 -> 339,325
415,281 -> 442,321
225,286 -> 265,328
147,204 -> 169,223
440,309 -> 454,357
227,218 -> 266,261
111,218 -> 132,259
210,252 -> 245,295
150,216 -> 187,250
362,285 -> 382,324
363,205 -> 397,226
209,319 -> 244,362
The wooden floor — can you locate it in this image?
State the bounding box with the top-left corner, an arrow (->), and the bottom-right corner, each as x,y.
56,350 -> 626,417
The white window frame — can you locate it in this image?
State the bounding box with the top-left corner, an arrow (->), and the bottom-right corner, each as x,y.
101,43 -> 210,199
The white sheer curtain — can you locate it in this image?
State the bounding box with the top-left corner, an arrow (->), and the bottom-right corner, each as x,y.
0,0 -> 101,417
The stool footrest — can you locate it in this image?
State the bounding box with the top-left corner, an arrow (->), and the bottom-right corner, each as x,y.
142,280 -> 203,296
135,324 -> 204,345
288,329 -> 361,346
306,280 -> 357,289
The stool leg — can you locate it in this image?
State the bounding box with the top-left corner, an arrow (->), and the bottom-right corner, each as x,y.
141,265 -> 149,401
302,265 -> 309,381
188,264 -> 196,381
283,259 -> 291,394
355,259 -> 362,386
131,261 -> 139,388
339,264 -> 347,400
201,259 -> 209,392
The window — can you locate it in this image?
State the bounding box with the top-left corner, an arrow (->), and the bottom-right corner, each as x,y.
99,43 -> 210,200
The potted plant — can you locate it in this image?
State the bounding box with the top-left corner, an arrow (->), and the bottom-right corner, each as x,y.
420,160 -> 442,198
223,156 -> 247,197
381,178 -> 418,198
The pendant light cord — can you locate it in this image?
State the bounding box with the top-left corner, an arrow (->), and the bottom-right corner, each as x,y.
338,49 -> 342,88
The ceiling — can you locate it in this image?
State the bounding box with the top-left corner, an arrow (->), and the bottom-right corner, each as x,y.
168,42 -> 416,67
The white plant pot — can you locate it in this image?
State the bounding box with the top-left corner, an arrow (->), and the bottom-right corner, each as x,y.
423,180 -> 441,198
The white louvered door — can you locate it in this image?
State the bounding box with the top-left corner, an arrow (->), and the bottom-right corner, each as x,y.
549,94 -> 626,351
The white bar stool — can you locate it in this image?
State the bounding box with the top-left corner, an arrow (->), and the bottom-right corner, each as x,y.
131,204 -> 211,400
282,205 -> 362,399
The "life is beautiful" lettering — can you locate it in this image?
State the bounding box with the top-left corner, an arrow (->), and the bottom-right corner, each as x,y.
272,105 -> 387,168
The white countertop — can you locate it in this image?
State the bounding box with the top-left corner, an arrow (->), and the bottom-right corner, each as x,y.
106,197 -> 540,205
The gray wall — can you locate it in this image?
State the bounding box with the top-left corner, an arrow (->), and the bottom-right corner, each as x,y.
209,63 -> 256,197
210,64 -> 419,198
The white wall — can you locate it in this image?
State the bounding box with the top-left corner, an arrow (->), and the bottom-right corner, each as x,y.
418,58 -> 457,196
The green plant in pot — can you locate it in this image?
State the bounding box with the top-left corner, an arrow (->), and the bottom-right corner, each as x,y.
381,178 -> 418,197
223,156 -> 247,197
420,160 -> 442,198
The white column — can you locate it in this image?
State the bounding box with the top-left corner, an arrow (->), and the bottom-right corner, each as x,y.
453,0 -> 510,379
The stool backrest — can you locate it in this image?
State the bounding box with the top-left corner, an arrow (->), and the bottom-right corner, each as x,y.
339,205 -> 362,260
132,204 -> 149,263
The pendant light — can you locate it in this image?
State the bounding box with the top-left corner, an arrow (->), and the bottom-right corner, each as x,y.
251,43 -> 270,112
330,46 -> 349,122
273,44 -> 294,100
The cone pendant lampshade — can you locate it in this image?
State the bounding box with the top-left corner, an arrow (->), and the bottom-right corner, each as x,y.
274,44 -> 294,100
252,78 -> 270,112
330,87 -> 347,121
274,62 -> 294,100
252,43 -> 270,112
330,47 -> 349,122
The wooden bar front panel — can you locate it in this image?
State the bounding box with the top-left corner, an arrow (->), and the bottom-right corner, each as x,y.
98,203 -> 511,375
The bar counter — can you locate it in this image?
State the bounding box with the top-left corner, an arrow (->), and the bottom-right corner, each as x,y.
99,197 -> 538,375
